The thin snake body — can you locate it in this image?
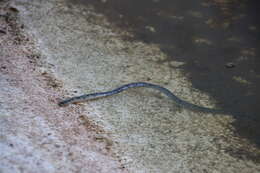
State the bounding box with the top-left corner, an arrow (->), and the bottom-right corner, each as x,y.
58,82 -> 224,113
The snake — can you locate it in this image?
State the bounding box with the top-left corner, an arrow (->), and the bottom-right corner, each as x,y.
58,82 -> 225,114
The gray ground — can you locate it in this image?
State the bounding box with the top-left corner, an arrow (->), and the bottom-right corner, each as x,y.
0,0 -> 259,172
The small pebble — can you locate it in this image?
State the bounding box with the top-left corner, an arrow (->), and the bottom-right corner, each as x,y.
9,7 -> 19,12
225,62 -> 235,68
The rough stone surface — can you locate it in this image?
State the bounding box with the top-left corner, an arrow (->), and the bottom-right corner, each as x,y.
0,2 -> 126,173
0,0 -> 259,172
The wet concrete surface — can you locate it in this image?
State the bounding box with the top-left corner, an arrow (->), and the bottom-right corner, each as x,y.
4,0 -> 260,172
69,0 -> 260,155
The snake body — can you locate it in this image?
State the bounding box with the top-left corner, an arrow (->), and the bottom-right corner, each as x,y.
58,82 -> 224,113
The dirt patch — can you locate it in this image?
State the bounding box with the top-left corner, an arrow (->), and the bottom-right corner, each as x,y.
0,1 -> 126,172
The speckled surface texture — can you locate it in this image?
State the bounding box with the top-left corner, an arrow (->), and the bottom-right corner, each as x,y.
0,0 -> 259,172
0,2 -> 126,172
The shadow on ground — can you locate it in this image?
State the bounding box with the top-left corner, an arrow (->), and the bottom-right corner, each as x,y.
66,0 -> 260,161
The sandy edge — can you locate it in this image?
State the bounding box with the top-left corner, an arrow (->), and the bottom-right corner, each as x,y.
0,2 -> 127,173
